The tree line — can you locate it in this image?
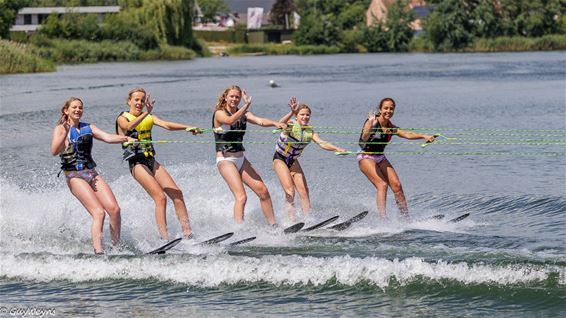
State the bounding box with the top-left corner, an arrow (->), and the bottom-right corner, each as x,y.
272,0 -> 565,52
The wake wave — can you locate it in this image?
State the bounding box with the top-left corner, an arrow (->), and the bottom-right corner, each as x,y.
1,253 -> 563,290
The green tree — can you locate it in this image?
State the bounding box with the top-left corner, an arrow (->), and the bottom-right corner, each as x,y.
270,0 -> 295,28
0,0 -> 31,39
361,0 -> 414,52
384,0 -> 415,51
424,0 -> 474,50
198,0 -> 228,23
360,23 -> 388,52
469,0 -> 503,38
337,2 -> 367,30
499,0 -> 563,37
293,11 -> 341,46
139,0 -> 195,48
39,12 -> 101,40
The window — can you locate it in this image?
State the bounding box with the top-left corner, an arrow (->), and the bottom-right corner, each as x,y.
24,14 -> 32,25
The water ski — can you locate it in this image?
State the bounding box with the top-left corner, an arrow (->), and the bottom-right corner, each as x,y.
448,213 -> 470,223
284,222 -> 305,234
302,216 -> 339,232
146,237 -> 182,255
415,214 -> 445,222
327,211 -> 369,231
199,232 -> 234,245
229,236 -> 257,246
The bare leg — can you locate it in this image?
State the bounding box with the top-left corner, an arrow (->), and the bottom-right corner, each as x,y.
290,161 -> 310,216
67,178 -> 106,253
378,160 -> 408,216
90,175 -> 121,246
217,160 -> 247,223
358,159 -> 389,217
131,163 -> 169,240
273,159 -> 296,221
153,163 -> 192,237
241,158 -> 276,225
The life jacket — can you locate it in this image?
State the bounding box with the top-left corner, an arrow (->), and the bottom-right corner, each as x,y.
358,119 -> 394,153
59,122 -> 96,171
212,109 -> 247,153
116,112 -> 155,160
275,123 -> 313,162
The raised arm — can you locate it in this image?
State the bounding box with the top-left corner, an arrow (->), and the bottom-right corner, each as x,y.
50,124 -> 69,156
214,90 -> 252,127
312,133 -> 346,153
360,111 -> 379,142
91,124 -> 136,144
278,96 -> 299,123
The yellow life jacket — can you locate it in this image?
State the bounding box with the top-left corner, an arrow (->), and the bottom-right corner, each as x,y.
118,112 -> 155,158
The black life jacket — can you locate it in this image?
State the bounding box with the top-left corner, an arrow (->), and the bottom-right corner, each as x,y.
212,109 -> 247,153
358,119 -> 394,153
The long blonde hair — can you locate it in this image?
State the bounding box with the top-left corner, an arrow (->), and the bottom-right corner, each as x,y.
58,97 -> 83,124
214,85 -> 241,111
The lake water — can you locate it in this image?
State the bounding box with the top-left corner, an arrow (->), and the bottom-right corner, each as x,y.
1,52 -> 565,317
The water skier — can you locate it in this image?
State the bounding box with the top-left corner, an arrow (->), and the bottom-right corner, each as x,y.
51,97 -> 135,254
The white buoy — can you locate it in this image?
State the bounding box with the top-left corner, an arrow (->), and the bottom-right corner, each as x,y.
269,80 -> 278,88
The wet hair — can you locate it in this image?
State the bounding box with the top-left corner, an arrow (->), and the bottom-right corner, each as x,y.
376,97 -> 395,116
58,97 -> 83,124
214,85 -> 242,111
127,87 -> 147,104
296,103 -> 312,115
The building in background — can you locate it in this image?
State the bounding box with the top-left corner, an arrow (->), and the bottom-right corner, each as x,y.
366,0 -> 430,32
10,6 -> 120,33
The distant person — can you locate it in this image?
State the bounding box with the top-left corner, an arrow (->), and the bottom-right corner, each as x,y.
116,88 -> 202,241
273,97 -> 346,221
51,97 -> 135,254
212,85 -> 286,225
358,98 -> 435,217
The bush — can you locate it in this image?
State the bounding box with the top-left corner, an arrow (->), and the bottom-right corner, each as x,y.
140,44 -> 197,60
38,11 -> 160,50
0,40 -> 55,74
470,34 -> 566,52
226,43 -> 341,55
293,12 -> 341,46
360,24 -> 388,52
32,38 -> 142,63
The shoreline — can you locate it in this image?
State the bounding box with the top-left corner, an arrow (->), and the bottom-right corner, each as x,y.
2,34 -> 566,75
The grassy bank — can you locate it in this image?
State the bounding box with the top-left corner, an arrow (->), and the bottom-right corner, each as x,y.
0,40 -> 55,74
226,43 -> 341,56
31,37 -> 197,64
1,37 -> 197,74
223,34 -> 566,56
468,34 -> 566,52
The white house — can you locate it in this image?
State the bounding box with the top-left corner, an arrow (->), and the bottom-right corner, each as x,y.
10,6 -> 120,32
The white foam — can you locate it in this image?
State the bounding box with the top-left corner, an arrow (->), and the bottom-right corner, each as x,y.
0,253 -> 561,288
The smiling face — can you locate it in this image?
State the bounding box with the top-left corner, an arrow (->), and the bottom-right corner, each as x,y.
379,99 -> 395,120
128,91 -> 146,115
294,107 -> 311,126
64,99 -> 84,122
224,89 -> 241,109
